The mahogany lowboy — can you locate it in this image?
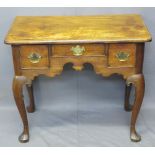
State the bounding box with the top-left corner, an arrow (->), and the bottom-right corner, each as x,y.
5,15 -> 151,143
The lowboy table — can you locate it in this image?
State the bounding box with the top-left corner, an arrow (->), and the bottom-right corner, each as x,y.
5,15 -> 152,143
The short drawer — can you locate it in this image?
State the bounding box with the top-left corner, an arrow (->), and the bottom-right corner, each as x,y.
19,45 -> 49,69
108,43 -> 136,67
51,44 -> 105,57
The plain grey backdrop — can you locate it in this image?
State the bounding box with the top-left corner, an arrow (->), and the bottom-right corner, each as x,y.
0,7 -> 155,146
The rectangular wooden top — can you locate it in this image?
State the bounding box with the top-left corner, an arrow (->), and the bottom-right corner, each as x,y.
5,14 -> 152,44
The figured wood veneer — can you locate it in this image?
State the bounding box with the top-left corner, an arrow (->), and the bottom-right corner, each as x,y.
19,45 -> 49,69
52,44 -> 105,56
108,43 -> 136,67
5,15 -> 151,44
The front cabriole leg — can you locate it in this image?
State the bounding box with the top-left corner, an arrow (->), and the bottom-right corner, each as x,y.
13,76 -> 29,143
126,74 -> 145,142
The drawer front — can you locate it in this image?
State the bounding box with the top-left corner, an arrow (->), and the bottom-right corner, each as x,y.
52,44 -> 105,57
108,44 -> 136,67
20,45 -> 49,69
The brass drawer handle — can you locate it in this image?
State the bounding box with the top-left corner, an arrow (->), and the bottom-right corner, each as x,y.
116,52 -> 130,62
71,45 -> 85,56
28,52 -> 42,63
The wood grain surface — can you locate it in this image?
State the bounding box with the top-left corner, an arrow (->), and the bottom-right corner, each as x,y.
5,14 -> 151,44
52,44 -> 105,56
108,43 -> 136,67
19,45 -> 49,69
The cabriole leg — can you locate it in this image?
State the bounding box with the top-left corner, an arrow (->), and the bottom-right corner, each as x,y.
124,83 -> 133,111
26,83 -> 35,113
126,74 -> 145,142
13,76 -> 29,143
